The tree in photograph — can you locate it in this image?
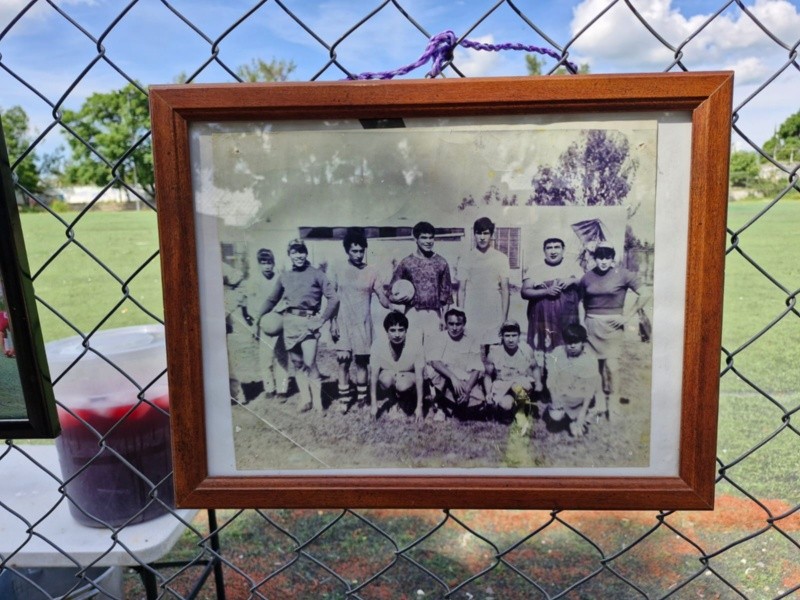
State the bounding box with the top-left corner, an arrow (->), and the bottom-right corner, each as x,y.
527,129 -> 637,207
528,165 -> 577,206
729,150 -> 760,188
763,109 -> 800,163
61,83 -> 153,198
458,185 -> 519,210
0,105 -> 42,193
457,130 -> 635,210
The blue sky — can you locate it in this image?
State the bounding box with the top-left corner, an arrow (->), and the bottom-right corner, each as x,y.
1,0 -> 799,159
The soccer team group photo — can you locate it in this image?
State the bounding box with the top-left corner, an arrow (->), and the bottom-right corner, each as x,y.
202,120 -> 658,470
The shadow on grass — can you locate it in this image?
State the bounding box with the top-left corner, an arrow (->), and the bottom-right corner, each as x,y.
123,499 -> 800,599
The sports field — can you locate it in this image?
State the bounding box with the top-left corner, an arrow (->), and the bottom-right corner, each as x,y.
21,210 -> 164,344
716,200 -> 800,501
1,211 -> 162,419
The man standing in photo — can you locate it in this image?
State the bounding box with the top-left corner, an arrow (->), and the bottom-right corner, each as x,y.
244,248 -> 288,402
453,216 -> 510,350
329,228 -> 391,411
222,257 -> 247,405
521,237 -> 583,354
256,239 -> 339,413
389,221 -> 452,346
579,241 -> 650,416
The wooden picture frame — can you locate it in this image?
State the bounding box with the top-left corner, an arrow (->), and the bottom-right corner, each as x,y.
150,73 -> 732,510
0,122 -> 59,439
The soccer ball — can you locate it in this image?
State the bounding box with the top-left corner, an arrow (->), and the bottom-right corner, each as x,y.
260,313 -> 283,336
390,279 -> 415,304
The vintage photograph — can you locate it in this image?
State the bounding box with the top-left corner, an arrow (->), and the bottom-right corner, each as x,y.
200,118 -> 658,471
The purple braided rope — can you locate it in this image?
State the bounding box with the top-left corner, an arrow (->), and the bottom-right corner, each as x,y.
348,30 -> 577,80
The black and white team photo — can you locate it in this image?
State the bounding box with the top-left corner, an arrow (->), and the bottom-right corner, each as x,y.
201,119 -> 658,470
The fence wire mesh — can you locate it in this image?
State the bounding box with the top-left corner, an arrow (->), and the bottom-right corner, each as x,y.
1,1 -> 799,598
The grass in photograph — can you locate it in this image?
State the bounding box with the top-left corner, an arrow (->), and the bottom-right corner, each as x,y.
0,356 -> 25,419
230,328 -> 651,471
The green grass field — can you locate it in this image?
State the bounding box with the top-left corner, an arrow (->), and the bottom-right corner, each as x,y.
1,211 -> 162,420
716,200 -> 800,502
21,210 -> 163,343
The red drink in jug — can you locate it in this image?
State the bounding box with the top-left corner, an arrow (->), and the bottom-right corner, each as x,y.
55,390 -> 174,527
47,325 -> 174,528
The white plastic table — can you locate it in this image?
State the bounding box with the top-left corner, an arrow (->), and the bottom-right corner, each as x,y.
0,444 -> 219,598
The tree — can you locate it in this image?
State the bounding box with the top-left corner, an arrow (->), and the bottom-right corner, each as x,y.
527,129 -> 637,206
528,165 -> 577,205
175,57 -> 295,84
729,150 -> 760,187
0,105 -> 42,193
525,54 -> 590,76
763,109 -> 800,163
60,59 -> 296,201
61,83 -> 154,198
235,58 -> 296,82
457,130 -> 635,210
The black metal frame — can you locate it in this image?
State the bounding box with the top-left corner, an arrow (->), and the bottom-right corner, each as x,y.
0,121 -> 59,439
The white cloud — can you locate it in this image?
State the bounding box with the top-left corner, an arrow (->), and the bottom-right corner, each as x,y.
0,1 -> 47,31
0,0 -> 96,32
569,0 -> 800,144
452,35 -> 501,77
570,0 -> 800,70
724,57 -> 771,85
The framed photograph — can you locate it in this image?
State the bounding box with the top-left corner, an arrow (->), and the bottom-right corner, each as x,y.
0,122 -> 59,439
150,73 -> 732,509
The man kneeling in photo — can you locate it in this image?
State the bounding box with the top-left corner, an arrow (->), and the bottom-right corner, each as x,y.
484,320 -> 542,435
424,308 -> 485,421
369,311 -> 425,422
543,323 -> 603,437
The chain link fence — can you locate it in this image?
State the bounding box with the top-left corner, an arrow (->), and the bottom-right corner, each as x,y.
1,1 -> 798,598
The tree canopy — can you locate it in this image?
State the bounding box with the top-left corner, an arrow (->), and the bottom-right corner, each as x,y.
235,58 -> 296,82
61,83 -> 153,198
763,109 -> 800,163
729,150 -> 760,187
1,105 -> 42,193
60,59 -> 296,200
528,129 -> 637,206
